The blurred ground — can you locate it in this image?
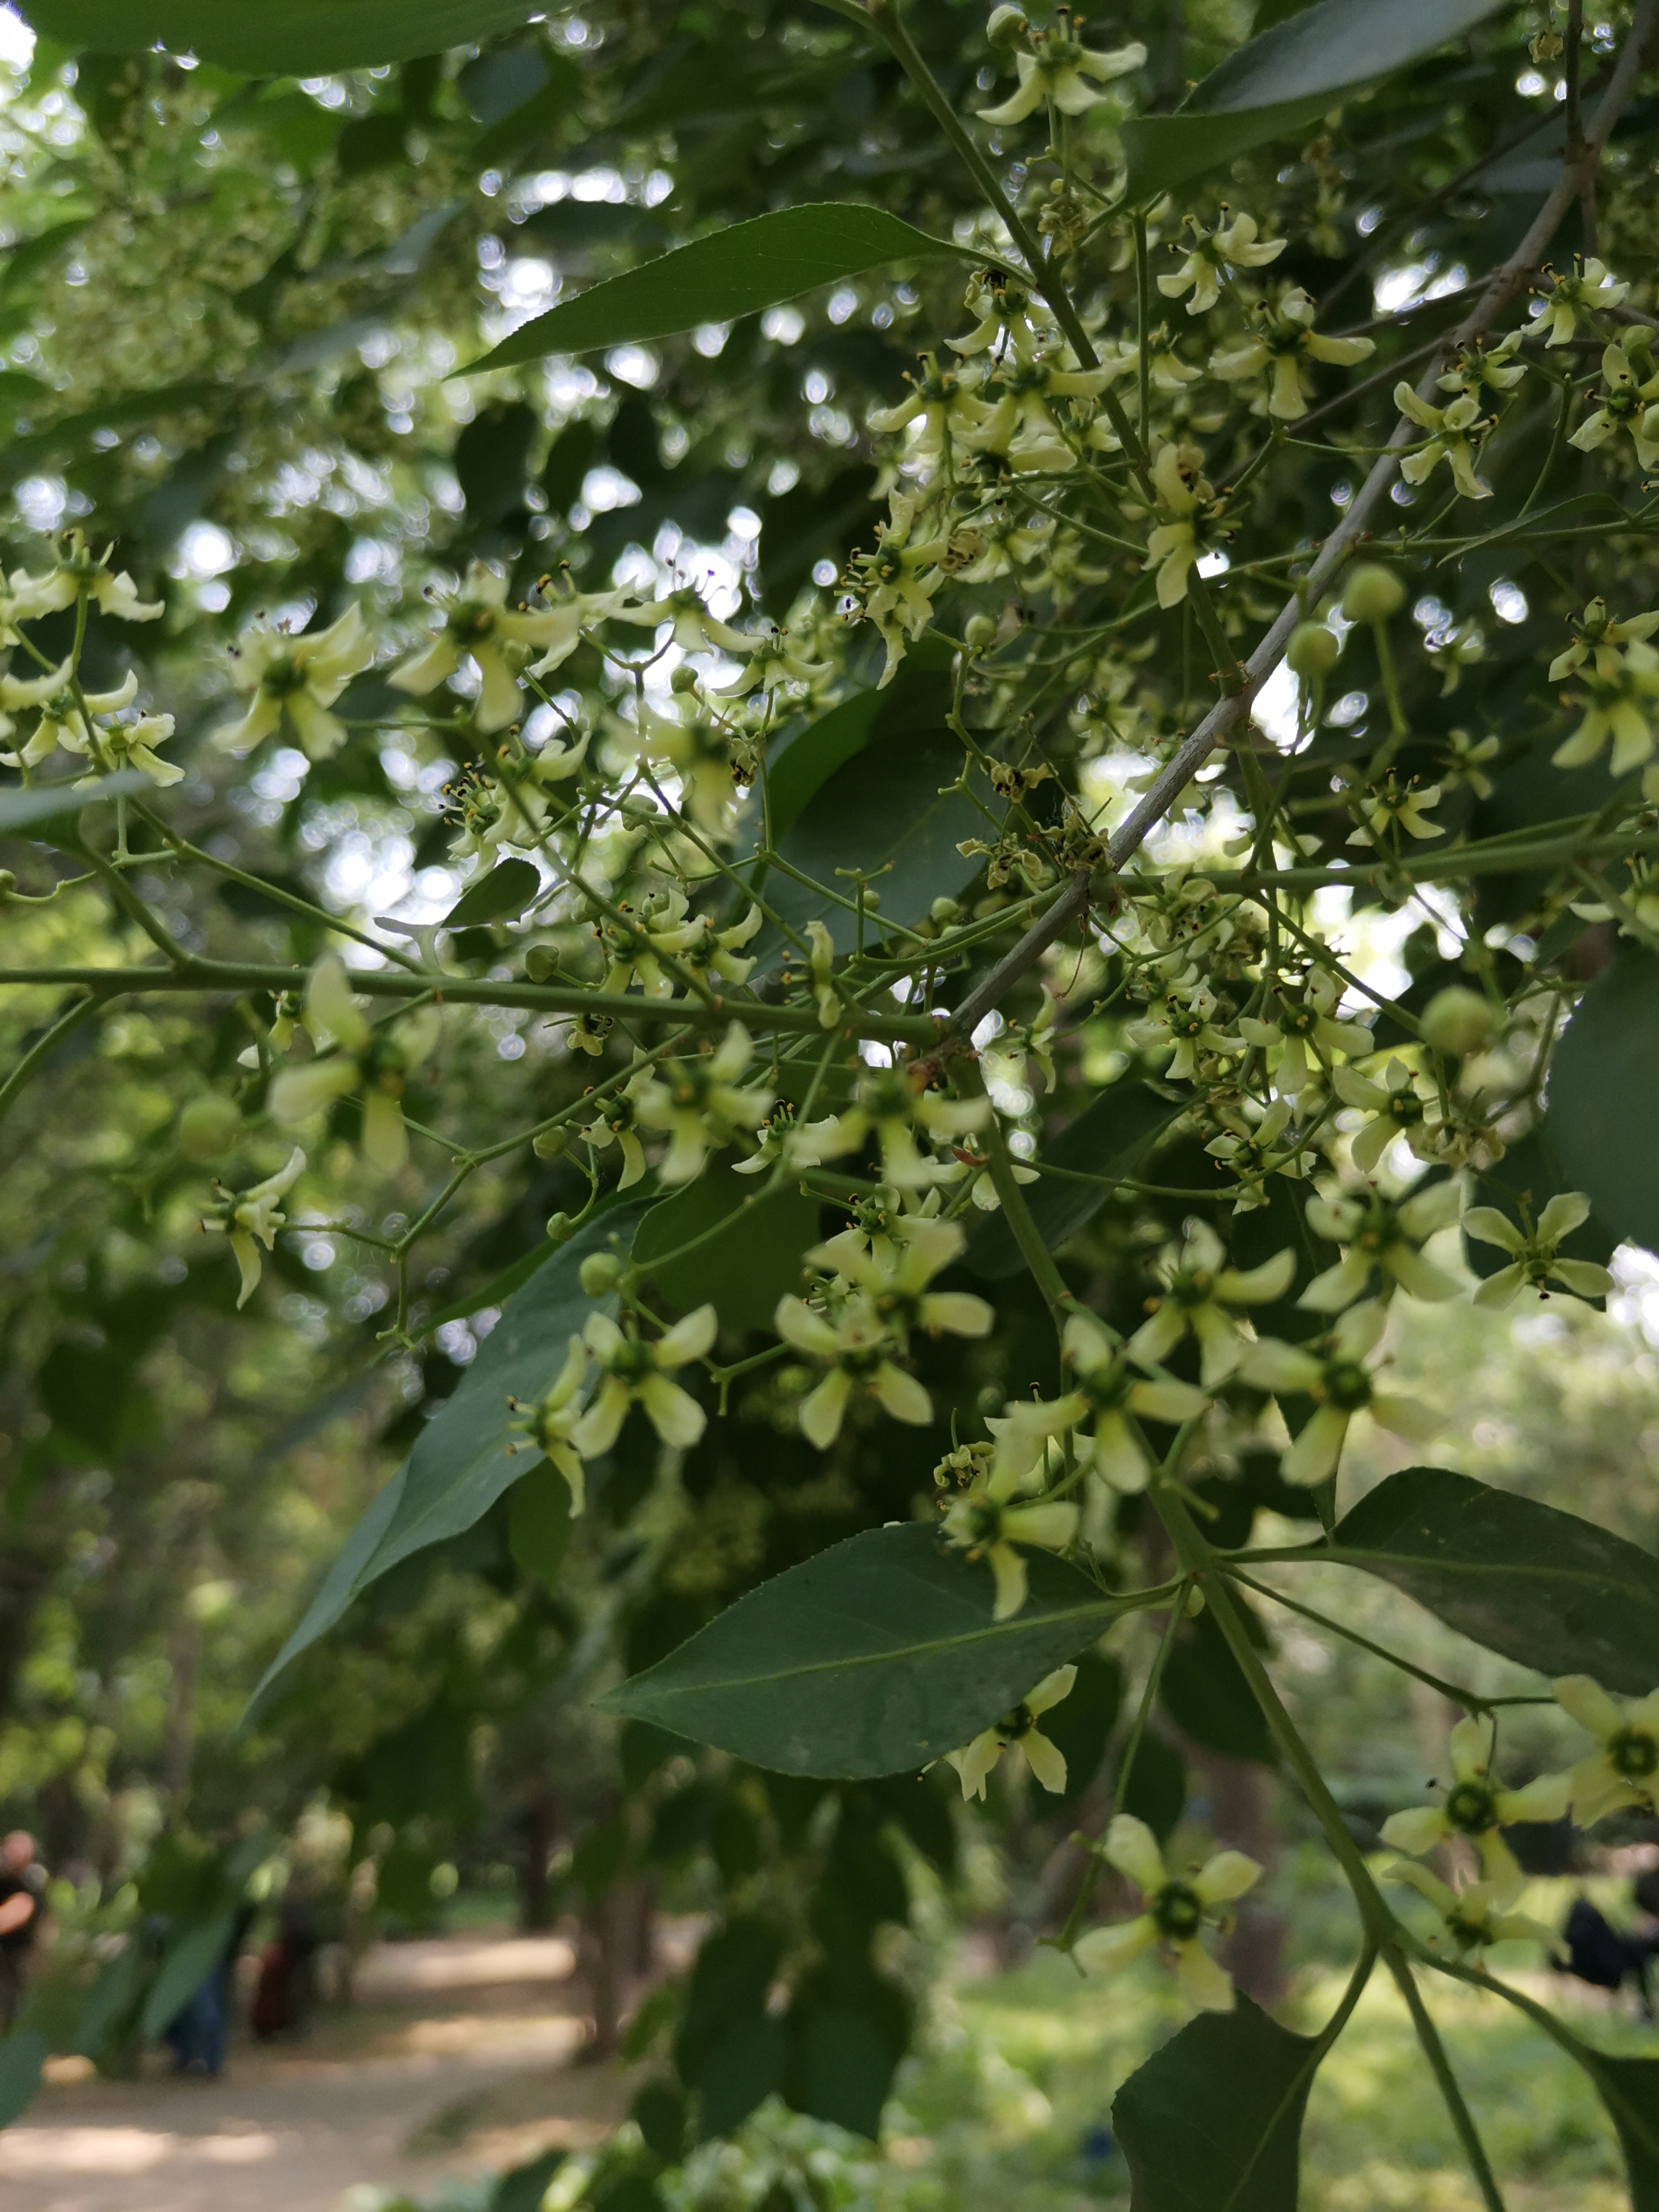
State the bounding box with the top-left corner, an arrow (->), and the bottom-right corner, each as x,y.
2,1912 -> 1656,2211
0,1930 -> 634,2212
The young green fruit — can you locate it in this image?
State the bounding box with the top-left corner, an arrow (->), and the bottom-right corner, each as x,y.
178,1094 -> 242,1163
1342,563 -> 1405,625
545,1210 -> 576,1244
1421,985 -> 1500,1058
579,1250 -> 623,1296
1286,621 -> 1339,679
964,614 -> 997,648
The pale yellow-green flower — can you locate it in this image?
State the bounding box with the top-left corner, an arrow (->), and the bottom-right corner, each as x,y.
1386,1861 -> 1565,1962
978,26 -> 1144,125
571,1306 -> 717,1458
1464,1192 -> 1613,1307
1128,1219 -> 1294,1387
1379,1716 -> 1571,1903
774,1292 -> 932,1446
1552,1674 -> 1659,1824
217,602 -> 374,759
202,1147 -> 306,1309
945,1665 -> 1077,1799
508,1337 -> 591,1512
1073,1815 -> 1261,2012
1242,1300 -> 1436,1485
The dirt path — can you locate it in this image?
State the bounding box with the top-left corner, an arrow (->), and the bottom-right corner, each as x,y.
0,1931 -> 641,2212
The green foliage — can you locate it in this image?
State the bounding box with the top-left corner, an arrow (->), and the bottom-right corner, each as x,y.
18,0 -> 544,74
0,2030 -> 45,2130
1113,1995 -> 1320,2209
466,206 -> 973,373
1124,0 -> 1511,199
1332,1467 -> 1659,1692
1548,949 -> 1659,1250
600,1523 -> 1126,1777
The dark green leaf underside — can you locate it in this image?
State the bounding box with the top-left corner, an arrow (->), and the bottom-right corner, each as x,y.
1547,949 -> 1659,1252
1123,0 -> 1508,199
1330,1468 -> 1659,1693
465,204 -> 971,373
965,1081 -> 1180,1280
1114,1995 -> 1318,2210
18,0 -> 541,72
251,1199 -> 652,1705
598,1522 -> 1124,1778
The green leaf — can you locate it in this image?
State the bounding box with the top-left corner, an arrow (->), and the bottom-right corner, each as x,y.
1465,1127 -> 1614,1283
1547,949 -> 1659,1250
507,1458 -> 573,1591
250,1199 -> 653,1704
1114,1995 -> 1320,2210
141,1908 -> 238,2041
0,2029 -> 45,2130
442,856 -> 540,929
1161,1604 -> 1277,1767
747,640 -> 952,853
753,727 -> 996,966
1121,0 -> 1508,202
1578,2048 -> 1659,2207
462,204 -> 972,375
634,1160 -> 818,1334
1117,1730 -> 1187,1842
1033,1648 -> 1121,1810
16,0 -> 544,74
965,1082 -> 1182,1280
598,1522 -> 1129,1778
490,2151 -> 566,2212
1328,1468 -> 1659,1692
0,771 -> 151,833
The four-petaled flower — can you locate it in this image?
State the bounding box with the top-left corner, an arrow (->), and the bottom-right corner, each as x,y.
508,1338 -> 591,1512
267,954 -> 441,1175
796,1068 -> 988,1190
1238,969 -> 1373,1101
634,1022 -> 774,1187
202,1147 -> 306,1308
1568,339 -> 1659,472
1333,1058 -> 1437,1175
1128,1219 -> 1295,1386
571,1305 -> 717,1456
1535,255 -> 1630,346
1073,1814 -> 1261,2012
945,1665 -> 1078,1799
1379,1716 -> 1571,1902
1553,1674 -> 1659,1823
1300,1177 -> 1463,1310
0,663 -> 137,770
1395,383 -> 1493,501
774,1292 -> 933,1445
1143,439 -> 1227,610
1157,210 -> 1284,316
218,604 -> 374,759
978,25 -> 1145,125
812,1217 -> 995,1348
1058,1310 -> 1209,1494
1464,1192 -> 1613,1307
1242,1300 -> 1437,1485
1210,287 -> 1374,422
1386,1862 -> 1565,1962
392,565 -> 598,732
939,1440 -> 1080,1620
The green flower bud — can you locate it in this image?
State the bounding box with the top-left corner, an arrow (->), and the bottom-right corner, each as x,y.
1286,621 -> 1339,679
1342,564 -> 1405,625
532,1125 -> 571,1160
862,886 -> 882,912
579,1250 -> 623,1296
987,4 -> 1027,45
545,1210 -> 576,1244
1420,985 -> 1500,1057
964,614 -> 997,649
178,1094 -> 242,1164
524,945 -> 558,982
931,896 -> 962,925
619,795 -> 658,823
670,663 -> 700,694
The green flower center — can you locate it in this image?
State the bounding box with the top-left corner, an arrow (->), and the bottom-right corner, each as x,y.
1444,1780 -> 1498,1836
996,1699 -> 1035,1740
1609,1726 -> 1659,1780
1152,1882 -> 1204,1941
608,1339 -> 657,1382
1321,1359 -> 1373,1413
263,654 -> 306,698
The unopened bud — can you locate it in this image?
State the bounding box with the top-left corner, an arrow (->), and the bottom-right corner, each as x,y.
931,896 -> 962,925
861,886 -> 882,912
620,795 -> 657,823
1342,563 -> 1405,625
1286,621 -> 1339,679
178,1094 -> 241,1164
580,1250 -> 623,1296
1184,1584 -> 1207,1618
1420,985 -> 1500,1058
670,663 -> 700,694
524,945 -> 558,982
545,1210 -> 576,1244
987,3 -> 1026,45
532,1126 -> 571,1161
964,614 -> 997,649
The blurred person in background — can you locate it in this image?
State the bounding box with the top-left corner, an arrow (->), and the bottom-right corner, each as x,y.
0,1830 -> 46,2030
